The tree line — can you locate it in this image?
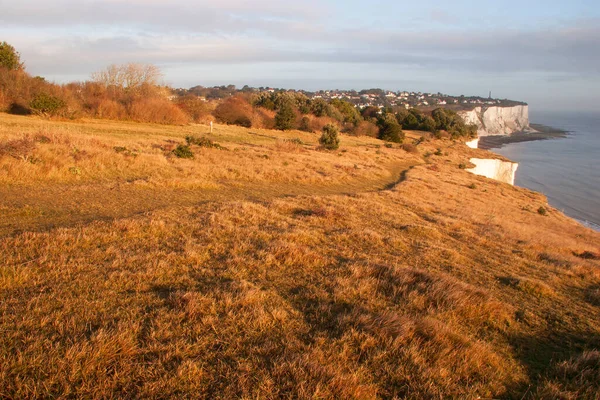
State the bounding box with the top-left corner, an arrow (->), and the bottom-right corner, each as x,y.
1,41 -> 477,142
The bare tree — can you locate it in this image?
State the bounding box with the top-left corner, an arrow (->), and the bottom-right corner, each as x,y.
91,63 -> 162,91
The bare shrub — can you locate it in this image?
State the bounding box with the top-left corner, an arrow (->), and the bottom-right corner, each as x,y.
353,120 -> 379,137
401,143 -> 419,153
95,99 -> 127,120
0,137 -> 36,159
213,96 -> 254,127
128,98 -> 189,125
176,95 -> 212,123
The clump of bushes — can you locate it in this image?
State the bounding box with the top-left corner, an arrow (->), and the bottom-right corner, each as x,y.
172,144 -> 194,159
298,116 -> 312,132
185,135 -> 226,150
319,124 -> 340,150
129,98 -> 190,125
29,92 -> 66,117
212,96 -> 258,128
538,206 -> 548,216
377,115 -> 404,143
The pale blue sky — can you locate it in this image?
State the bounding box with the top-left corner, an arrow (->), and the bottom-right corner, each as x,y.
1,0 -> 599,112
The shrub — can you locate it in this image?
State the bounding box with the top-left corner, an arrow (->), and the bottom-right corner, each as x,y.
353,120 -> 379,137
401,143 -> 418,153
128,98 -> 190,125
0,137 -> 36,159
213,96 -> 253,127
319,124 -> 340,150
378,115 -> 404,143
96,99 -> 127,120
275,101 -> 296,130
176,95 -> 213,123
29,92 -> 66,117
538,206 -> 548,216
250,108 -> 276,129
185,136 -> 226,150
330,98 -> 361,125
173,144 -> 194,159
299,116 -> 312,132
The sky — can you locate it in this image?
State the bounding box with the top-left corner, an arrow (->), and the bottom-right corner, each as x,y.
1,0 -> 599,113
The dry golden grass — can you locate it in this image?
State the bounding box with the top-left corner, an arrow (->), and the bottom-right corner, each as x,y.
1,113 -> 599,398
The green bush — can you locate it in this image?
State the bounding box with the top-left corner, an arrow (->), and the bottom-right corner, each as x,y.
173,144 -> 194,159
378,118 -> 404,143
274,101 -> 296,130
319,124 -> 340,150
538,206 -> 548,216
29,93 -> 66,116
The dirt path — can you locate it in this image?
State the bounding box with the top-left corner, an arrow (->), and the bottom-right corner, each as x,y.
0,160 -> 419,237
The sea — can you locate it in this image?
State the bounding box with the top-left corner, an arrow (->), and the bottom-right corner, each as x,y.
491,111 -> 600,232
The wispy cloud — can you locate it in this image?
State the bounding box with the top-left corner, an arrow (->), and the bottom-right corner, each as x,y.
0,0 -> 598,112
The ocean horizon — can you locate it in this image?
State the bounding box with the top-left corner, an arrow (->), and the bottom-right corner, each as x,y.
491,110 -> 600,231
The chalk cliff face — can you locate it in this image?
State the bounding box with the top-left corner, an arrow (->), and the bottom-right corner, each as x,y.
465,138 -> 479,149
460,105 -> 529,137
466,158 -> 519,185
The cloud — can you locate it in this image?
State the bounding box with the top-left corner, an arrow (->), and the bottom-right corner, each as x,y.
0,0 -> 326,34
1,1 -> 598,85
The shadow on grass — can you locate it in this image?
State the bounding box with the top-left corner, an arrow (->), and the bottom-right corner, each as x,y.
503,331 -> 600,398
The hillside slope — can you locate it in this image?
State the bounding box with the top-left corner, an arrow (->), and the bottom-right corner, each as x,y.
1,114 -> 599,399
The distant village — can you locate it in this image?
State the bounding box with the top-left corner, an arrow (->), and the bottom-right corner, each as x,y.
172,85 -> 527,111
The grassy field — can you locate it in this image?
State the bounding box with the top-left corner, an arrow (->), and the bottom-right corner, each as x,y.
1,113 -> 599,398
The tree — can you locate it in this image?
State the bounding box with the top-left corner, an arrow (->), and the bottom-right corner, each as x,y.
330,99 -> 360,125
311,98 -> 331,117
378,115 -> 404,143
0,42 -> 23,71
319,124 -> 340,150
361,106 -> 380,120
91,63 -> 162,91
275,101 -> 296,130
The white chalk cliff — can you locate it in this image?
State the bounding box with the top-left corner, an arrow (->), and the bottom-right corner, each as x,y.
465,138 -> 479,149
459,105 -> 530,137
466,158 -> 519,185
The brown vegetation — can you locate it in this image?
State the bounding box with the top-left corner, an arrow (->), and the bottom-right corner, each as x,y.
0,114 -> 599,398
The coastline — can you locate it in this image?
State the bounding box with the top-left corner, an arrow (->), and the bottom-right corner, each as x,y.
485,118 -> 600,232
478,124 -> 568,150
